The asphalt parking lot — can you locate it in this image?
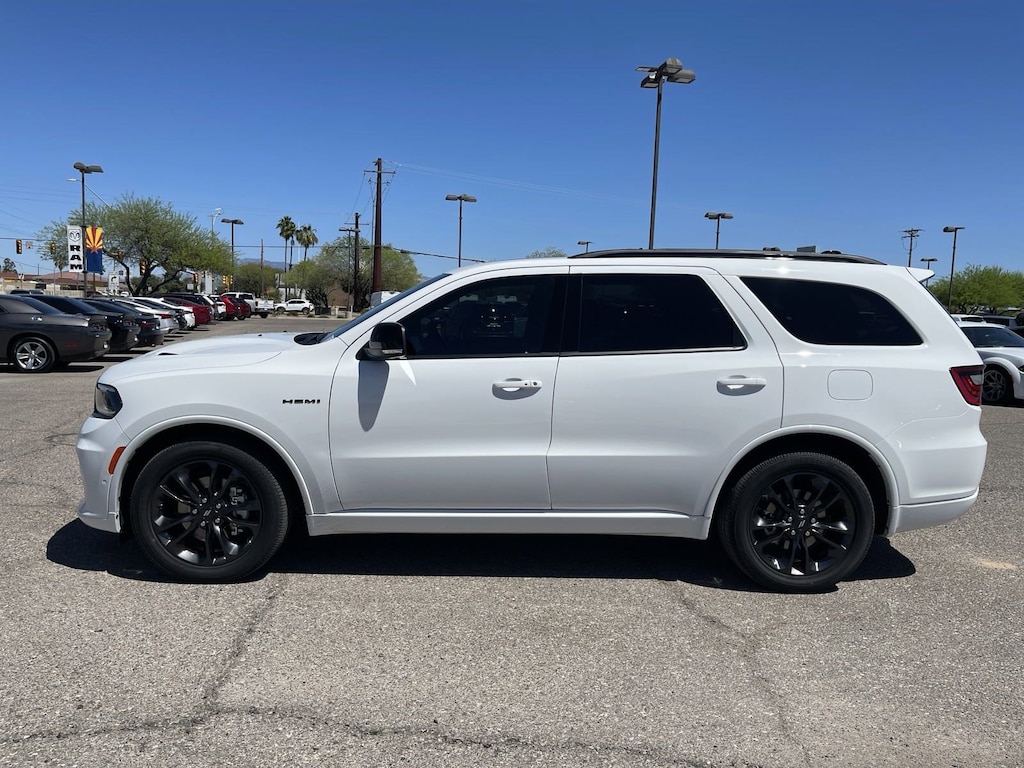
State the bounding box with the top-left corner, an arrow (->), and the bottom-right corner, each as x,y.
1,315 -> 1022,768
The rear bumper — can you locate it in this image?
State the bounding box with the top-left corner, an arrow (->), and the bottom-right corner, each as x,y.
887,490 -> 979,535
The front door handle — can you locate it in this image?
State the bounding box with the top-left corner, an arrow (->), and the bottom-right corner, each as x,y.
493,378 -> 543,392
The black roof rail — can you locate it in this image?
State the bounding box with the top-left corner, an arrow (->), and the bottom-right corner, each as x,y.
568,248 -> 883,265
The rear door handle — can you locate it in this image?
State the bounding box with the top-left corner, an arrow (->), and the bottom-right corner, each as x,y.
493,378 -> 543,392
717,376 -> 767,394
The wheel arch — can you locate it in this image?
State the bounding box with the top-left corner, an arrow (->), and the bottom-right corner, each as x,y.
117,423 -> 308,538
710,432 -> 892,536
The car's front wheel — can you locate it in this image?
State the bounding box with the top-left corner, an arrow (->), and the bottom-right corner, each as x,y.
130,441 -> 290,581
715,452 -> 874,592
11,336 -> 57,373
982,366 -> 1013,404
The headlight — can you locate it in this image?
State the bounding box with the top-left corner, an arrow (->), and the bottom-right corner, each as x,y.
93,383 -> 122,419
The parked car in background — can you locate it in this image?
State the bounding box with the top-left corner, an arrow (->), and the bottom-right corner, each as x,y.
218,294 -> 249,320
83,298 -> 164,347
274,298 -> 314,314
205,295 -> 228,320
30,294 -> 139,354
223,291 -> 273,318
135,297 -> 194,329
159,296 -> 212,325
111,298 -> 179,337
956,319 -> 1024,404
77,249 -> 987,591
1,294 -> 110,372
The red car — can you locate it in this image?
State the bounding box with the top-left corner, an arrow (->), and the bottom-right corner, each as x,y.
160,296 -> 212,324
219,294 -> 251,320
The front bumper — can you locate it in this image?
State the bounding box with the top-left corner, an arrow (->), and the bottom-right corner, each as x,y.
75,415 -> 130,533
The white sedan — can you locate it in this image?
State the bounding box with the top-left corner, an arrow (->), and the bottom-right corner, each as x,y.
957,320 -> 1024,404
274,298 -> 314,314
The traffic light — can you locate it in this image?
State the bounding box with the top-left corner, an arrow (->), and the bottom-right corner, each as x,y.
15,239 -> 22,254
49,241 -> 56,255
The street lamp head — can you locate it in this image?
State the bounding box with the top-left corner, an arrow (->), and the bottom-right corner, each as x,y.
638,58 -> 695,88
446,194 -> 477,203
943,226 -> 964,233
577,240 -> 591,246
704,212 -> 734,220
221,217 -> 244,225
73,162 -> 103,174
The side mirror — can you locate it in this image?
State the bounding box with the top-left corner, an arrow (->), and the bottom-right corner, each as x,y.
359,322 -> 407,361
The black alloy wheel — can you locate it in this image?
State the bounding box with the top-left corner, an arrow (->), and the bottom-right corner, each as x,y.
982,367 -> 1013,405
716,452 -> 874,592
130,441 -> 289,581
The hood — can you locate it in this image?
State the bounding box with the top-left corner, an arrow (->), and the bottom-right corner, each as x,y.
100,332 -> 304,382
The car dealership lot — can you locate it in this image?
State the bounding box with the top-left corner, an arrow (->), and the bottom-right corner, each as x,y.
1,315 -> 1022,767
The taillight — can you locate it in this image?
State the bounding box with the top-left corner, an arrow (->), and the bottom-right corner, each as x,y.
951,365 -> 984,406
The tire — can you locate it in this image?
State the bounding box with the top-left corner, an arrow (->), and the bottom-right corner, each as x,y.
982,366 -> 1013,405
11,336 -> 57,373
259,313 -> 269,319
715,452 -> 874,592
129,441 -> 290,581
275,307 -> 284,315
300,307 -> 310,315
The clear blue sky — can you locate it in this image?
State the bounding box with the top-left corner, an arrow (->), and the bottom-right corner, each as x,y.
2,0 -> 1021,279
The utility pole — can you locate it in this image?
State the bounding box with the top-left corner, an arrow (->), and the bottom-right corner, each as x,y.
902,227 -> 923,267
339,212 -> 361,310
367,157 -> 394,297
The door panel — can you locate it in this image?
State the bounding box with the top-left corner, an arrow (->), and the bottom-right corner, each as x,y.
548,268 -> 783,516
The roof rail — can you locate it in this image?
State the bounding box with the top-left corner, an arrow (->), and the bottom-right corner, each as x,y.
568,248 -> 883,265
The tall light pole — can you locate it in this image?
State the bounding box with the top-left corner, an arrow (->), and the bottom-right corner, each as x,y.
209,207 -> 222,235
577,239 -> 592,253
942,226 -> 964,312
445,194 -> 476,267
920,256 -> 938,286
73,162 -> 102,293
221,217 -> 243,288
704,211 -> 733,249
637,57 -> 695,249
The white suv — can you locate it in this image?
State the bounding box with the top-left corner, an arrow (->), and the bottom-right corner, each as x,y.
76,250 -> 987,591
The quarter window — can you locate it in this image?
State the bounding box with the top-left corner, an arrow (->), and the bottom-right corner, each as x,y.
742,277 -> 923,346
574,274 -> 744,353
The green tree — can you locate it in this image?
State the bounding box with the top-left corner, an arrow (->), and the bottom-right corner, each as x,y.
276,215 -> 297,297
296,223 -> 318,262
232,261 -> 281,298
928,264 -> 1024,313
35,195 -> 231,295
2,258 -> 16,272
316,237 -> 421,310
525,246 -> 567,259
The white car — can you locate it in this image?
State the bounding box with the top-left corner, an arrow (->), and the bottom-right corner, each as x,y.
956,320 -> 1024,404
275,298 -> 314,314
76,249 -> 987,591
111,298 -> 179,336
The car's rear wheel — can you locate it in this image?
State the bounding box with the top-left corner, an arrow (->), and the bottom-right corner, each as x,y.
11,336 -> 56,373
715,452 -> 874,592
130,441 -> 289,581
301,307 -> 310,315
275,307 -> 284,314
982,366 -> 1013,404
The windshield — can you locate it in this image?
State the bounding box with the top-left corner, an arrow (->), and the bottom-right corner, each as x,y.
962,325 -> 1024,348
320,274 -> 450,342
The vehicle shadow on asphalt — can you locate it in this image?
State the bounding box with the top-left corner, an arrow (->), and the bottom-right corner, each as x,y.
47,520 -> 916,593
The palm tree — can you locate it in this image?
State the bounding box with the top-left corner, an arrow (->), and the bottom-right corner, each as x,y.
276,215 -> 296,297
296,224 -> 318,262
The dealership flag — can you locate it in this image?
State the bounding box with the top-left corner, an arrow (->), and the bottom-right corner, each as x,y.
85,226 -> 104,274
67,226 -> 83,273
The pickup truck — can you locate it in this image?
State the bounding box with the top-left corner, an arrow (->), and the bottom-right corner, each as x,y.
222,292 -> 274,318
